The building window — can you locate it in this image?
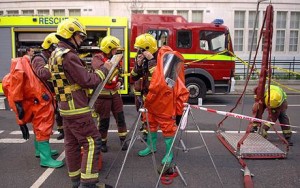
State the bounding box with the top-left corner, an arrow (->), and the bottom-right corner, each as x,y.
192,10 -> 203,23
7,10 -> 19,15
53,9 -> 65,16
147,10 -> 158,14
275,11 -> 287,51
177,30 -> 191,49
289,12 -> 300,52
162,10 -> 173,15
234,11 -> 245,51
148,30 -> 169,47
234,30 -> 244,51
37,9 -> 50,15
276,30 -> 285,51
69,9 -> 81,16
0,11 -> 3,15
289,31 -> 298,52
132,10 -> 143,14
177,10 -> 188,21
248,11 -> 259,51
22,10 -> 34,15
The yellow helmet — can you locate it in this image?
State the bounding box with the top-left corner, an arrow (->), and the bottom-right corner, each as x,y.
134,33 -> 158,54
56,18 -> 87,39
265,89 -> 283,108
41,33 -> 59,50
100,35 -> 123,54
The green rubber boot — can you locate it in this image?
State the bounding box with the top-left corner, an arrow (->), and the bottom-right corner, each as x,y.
38,141 -> 64,168
161,137 -> 174,165
138,132 -> 157,157
34,138 -> 58,158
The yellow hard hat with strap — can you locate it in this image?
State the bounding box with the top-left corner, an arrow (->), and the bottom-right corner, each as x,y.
42,33 -> 59,50
134,33 -> 158,54
56,18 -> 87,40
264,85 -> 285,108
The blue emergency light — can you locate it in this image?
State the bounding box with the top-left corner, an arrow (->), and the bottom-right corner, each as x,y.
212,19 -> 224,26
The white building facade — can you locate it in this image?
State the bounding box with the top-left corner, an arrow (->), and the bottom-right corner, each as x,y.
0,0 -> 299,61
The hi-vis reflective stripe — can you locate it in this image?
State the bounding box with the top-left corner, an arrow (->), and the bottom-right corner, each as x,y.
69,169 -> 81,177
130,52 -> 234,61
100,90 -> 118,95
182,53 -> 234,61
59,106 -> 91,116
81,137 -> 98,180
118,132 -> 128,137
95,69 -> 105,80
68,98 -> 75,110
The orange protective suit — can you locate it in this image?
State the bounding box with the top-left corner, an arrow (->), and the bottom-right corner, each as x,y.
2,55 -> 55,141
144,46 -> 189,137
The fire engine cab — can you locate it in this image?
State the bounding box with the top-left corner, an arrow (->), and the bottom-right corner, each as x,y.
130,14 -> 235,103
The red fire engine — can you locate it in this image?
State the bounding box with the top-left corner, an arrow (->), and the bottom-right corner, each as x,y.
0,14 -> 235,104
129,14 -> 235,103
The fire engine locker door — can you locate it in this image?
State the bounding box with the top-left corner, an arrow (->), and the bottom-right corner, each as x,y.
110,28 -> 125,49
18,33 -> 47,42
0,28 -> 13,80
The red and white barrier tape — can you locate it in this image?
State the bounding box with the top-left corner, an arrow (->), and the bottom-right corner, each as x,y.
188,104 -> 298,129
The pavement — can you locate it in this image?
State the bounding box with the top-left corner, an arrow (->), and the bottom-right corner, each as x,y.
0,79 -> 299,110
232,79 -> 300,95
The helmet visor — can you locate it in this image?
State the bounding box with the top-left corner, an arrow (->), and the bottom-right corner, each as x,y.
77,32 -> 87,40
162,52 -> 183,88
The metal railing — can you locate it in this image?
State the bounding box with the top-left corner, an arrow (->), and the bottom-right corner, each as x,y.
235,57 -> 300,80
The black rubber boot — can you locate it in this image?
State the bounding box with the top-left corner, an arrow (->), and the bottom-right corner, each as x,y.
79,182 -> 113,188
120,138 -> 128,151
57,129 -> 64,140
71,178 -> 80,188
285,137 -> 293,146
250,126 -> 258,133
101,141 -> 108,153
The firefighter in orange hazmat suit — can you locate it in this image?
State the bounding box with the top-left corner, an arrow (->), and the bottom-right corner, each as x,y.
31,33 -> 64,142
2,54 -> 64,168
131,33 -> 189,165
91,35 -> 128,153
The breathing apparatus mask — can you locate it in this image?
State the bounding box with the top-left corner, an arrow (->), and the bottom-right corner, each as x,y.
162,53 -> 183,88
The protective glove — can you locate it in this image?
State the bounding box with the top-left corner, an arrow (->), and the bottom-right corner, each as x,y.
20,124 -> 30,140
176,115 -> 182,126
15,102 -> 25,119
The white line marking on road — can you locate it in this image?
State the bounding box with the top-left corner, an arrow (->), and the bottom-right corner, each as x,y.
0,130 -> 4,134
224,130 -> 297,134
0,138 -> 27,143
168,130 -> 297,134
30,151 -> 65,188
6,129 -> 298,136
10,131 -> 60,135
288,105 -> 300,107
124,104 -> 227,107
10,130 -> 35,134
49,139 -> 64,144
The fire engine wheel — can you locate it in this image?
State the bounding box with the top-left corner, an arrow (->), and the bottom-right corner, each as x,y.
186,77 -> 207,104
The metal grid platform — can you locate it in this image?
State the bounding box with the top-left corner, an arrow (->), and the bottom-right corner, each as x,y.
219,132 -> 286,159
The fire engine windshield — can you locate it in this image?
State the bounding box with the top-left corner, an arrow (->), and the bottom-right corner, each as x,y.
199,31 -> 226,53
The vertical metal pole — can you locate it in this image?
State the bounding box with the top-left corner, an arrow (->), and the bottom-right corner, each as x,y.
239,0 -> 268,132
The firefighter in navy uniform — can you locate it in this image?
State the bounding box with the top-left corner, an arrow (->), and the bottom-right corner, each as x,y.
252,85 -> 293,146
31,33 -> 64,141
49,18 -> 112,188
130,34 -> 157,142
91,35 -> 128,153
